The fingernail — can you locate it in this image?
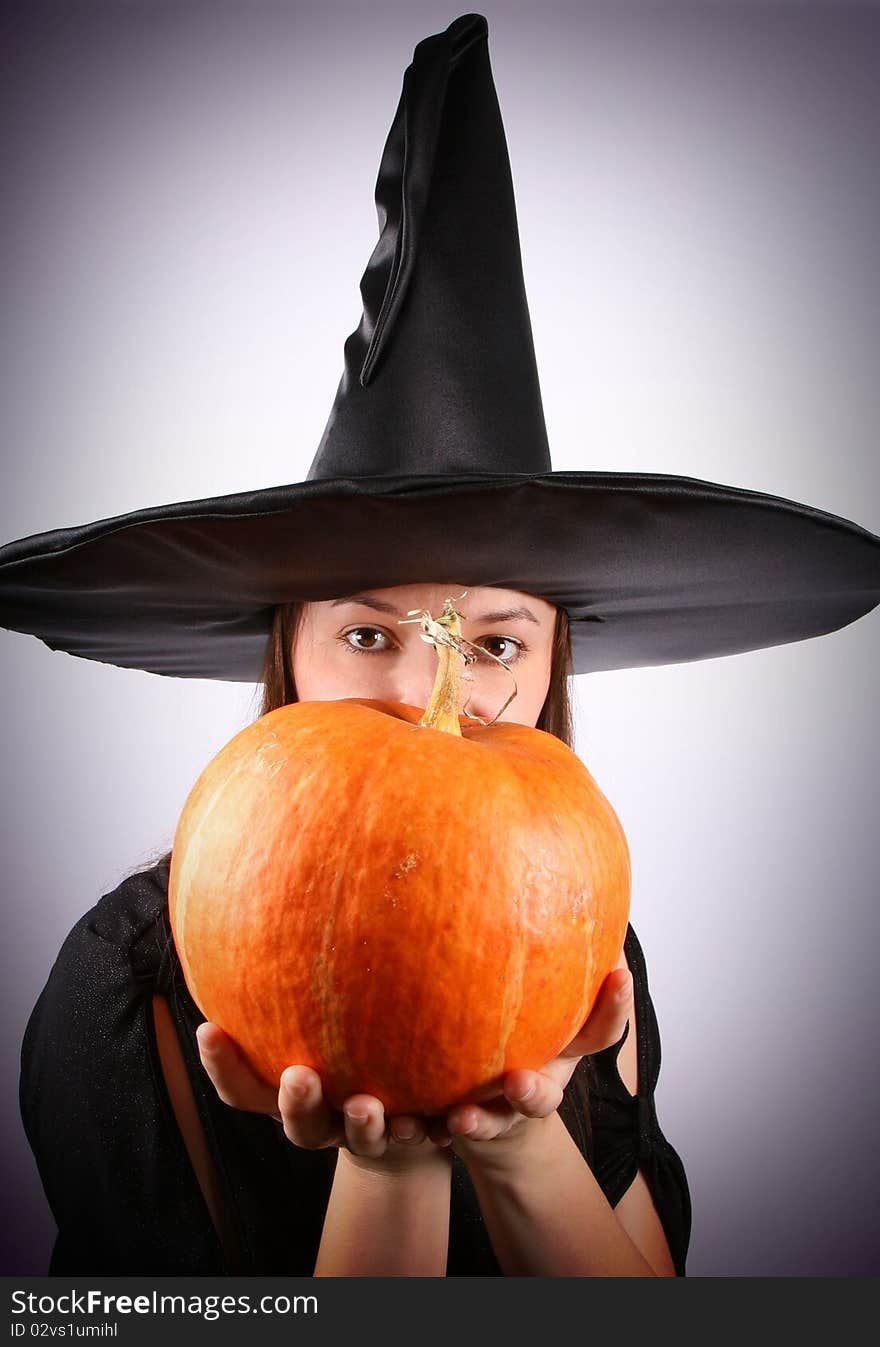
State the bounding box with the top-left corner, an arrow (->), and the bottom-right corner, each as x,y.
282,1070 -> 308,1101
345,1106 -> 369,1124
510,1080 -> 536,1102
394,1122 -> 415,1141
617,975 -> 633,1002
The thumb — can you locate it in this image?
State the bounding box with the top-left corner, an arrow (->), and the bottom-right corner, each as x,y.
560,967 -> 633,1060
196,1022 -> 282,1118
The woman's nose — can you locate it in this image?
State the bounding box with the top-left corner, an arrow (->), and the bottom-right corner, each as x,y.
394,661 -> 490,720
394,667 -> 451,713
391,649 -> 458,711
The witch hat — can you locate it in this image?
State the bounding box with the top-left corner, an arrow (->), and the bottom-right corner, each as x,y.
1,13 -> 878,680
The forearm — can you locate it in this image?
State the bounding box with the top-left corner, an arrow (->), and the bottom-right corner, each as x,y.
458,1111 -> 659,1277
313,1147 -> 452,1277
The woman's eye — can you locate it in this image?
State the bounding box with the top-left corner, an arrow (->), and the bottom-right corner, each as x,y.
479,636 -> 525,665
339,627 -> 392,654
337,628 -> 524,663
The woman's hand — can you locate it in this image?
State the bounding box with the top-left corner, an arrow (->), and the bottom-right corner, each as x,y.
428,963 -> 634,1154
196,959 -> 631,1163
195,1023 -> 447,1169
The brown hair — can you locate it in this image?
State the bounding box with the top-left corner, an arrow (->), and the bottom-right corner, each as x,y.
258,598 -> 576,745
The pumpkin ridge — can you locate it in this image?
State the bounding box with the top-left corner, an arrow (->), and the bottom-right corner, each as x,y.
170,720 -> 287,1012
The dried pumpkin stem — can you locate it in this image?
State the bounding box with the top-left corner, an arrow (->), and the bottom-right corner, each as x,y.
410,598 -> 469,736
397,594 -> 519,735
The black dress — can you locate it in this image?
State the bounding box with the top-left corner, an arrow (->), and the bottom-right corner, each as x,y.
19,860 -> 691,1275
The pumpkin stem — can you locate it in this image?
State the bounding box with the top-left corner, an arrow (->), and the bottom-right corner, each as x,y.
398,594 -> 520,733
419,598 -> 468,735
396,597 -> 470,736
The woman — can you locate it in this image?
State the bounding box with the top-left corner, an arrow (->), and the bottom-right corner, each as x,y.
20,580 -> 690,1276
197,582 -> 686,1276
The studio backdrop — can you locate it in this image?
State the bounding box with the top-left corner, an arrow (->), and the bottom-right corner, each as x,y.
1,0 -> 878,1276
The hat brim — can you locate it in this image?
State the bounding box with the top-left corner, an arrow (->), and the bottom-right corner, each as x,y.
1,470 -> 878,681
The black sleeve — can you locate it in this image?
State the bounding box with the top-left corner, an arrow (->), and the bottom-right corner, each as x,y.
583,923 -> 692,1276
18,874 -> 227,1275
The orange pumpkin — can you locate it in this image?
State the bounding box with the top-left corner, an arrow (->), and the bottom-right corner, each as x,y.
169,601 -> 630,1116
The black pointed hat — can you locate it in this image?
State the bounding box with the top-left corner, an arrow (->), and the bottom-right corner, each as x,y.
1,13 -> 879,679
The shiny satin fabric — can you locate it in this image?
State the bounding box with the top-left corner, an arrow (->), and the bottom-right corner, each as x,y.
1,469 -> 878,680
307,13 -> 552,481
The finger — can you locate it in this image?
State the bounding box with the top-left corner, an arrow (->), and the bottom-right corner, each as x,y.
427,1116 -> 454,1147
445,1098 -> 519,1142
196,1023 -> 281,1119
343,1095 -> 387,1158
388,1114 -> 428,1145
502,1069 -> 565,1119
279,1066 -> 341,1148
562,968 -> 633,1059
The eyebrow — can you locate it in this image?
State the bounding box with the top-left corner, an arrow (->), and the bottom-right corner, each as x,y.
329,594 -> 541,626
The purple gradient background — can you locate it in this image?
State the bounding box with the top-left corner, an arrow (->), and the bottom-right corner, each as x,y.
2,0 -> 879,1276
